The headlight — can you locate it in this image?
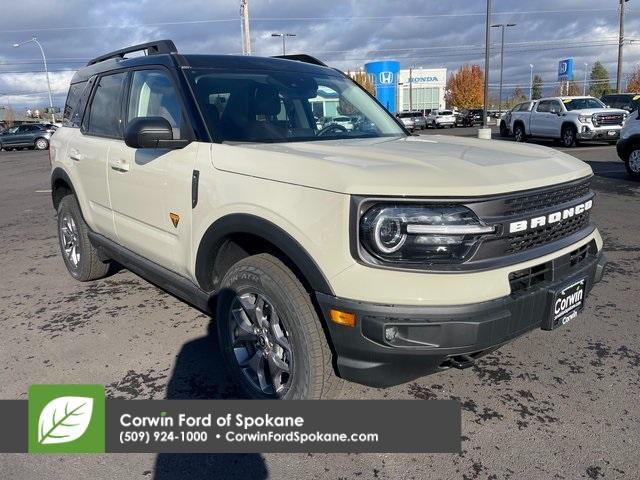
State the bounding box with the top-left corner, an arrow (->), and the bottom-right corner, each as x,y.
578,115 -> 592,124
359,204 -> 495,266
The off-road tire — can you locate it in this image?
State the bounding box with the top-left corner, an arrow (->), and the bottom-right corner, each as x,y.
56,194 -> 110,281
216,254 -> 344,399
499,121 -> 508,137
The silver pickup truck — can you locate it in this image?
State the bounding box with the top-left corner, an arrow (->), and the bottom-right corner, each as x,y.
511,96 -> 629,147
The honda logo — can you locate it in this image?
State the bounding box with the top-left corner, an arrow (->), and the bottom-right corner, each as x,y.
379,71 -> 394,84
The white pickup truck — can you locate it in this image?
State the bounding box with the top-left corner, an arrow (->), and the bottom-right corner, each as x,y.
511,96 -> 629,147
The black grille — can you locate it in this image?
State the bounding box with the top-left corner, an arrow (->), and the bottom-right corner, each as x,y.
594,113 -> 624,126
505,212 -> 590,254
503,179 -> 591,216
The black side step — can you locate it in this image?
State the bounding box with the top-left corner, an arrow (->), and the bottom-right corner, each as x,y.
88,231 -> 214,315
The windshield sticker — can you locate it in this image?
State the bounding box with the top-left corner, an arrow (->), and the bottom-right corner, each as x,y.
562,99 -> 572,103
634,95 -> 640,101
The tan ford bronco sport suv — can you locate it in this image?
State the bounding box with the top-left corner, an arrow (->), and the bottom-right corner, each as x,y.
51,40 -> 606,399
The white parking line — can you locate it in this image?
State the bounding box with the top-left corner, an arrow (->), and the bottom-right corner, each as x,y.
35,189 -> 52,193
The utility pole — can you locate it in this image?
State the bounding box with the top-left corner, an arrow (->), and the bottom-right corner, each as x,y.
483,0 -> 491,127
617,0 -> 629,92
491,23 -> 516,115
240,0 -> 251,55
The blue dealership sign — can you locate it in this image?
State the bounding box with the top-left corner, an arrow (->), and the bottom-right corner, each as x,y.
558,58 -> 574,82
365,60 -> 400,113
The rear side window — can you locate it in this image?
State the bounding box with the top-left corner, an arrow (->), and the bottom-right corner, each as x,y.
62,82 -> 87,127
85,72 -> 127,138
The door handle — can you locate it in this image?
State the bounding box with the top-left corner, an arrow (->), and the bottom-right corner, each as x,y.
109,158 -> 130,172
69,149 -> 83,161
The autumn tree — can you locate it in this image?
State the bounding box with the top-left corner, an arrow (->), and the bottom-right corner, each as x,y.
627,65 -> 640,92
589,61 -> 613,97
445,64 -> 484,109
506,87 -> 527,107
553,81 -> 583,96
532,74 -> 544,100
349,71 -> 376,96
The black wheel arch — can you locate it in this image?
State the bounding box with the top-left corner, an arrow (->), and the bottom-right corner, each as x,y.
617,134 -> 640,159
561,122 -> 577,134
51,167 -> 77,210
195,214 -> 334,296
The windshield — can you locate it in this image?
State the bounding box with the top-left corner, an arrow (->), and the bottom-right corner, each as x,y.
562,98 -> 606,111
189,68 -> 405,143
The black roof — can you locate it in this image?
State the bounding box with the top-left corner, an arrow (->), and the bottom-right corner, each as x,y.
72,40 -> 338,84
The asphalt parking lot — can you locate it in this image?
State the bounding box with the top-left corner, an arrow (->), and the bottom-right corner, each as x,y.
1,133 -> 638,479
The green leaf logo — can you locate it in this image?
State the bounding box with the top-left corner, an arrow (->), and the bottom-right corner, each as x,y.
37,396 -> 94,445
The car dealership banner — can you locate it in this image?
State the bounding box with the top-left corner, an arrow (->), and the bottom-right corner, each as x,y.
0,385 -> 461,454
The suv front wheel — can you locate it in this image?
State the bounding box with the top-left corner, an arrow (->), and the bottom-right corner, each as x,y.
625,145 -> 640,181
216,254 -> 343,399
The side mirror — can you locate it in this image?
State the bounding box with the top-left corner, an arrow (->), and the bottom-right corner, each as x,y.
124,116 -> 189,149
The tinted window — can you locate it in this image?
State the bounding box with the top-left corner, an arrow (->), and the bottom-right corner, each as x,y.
537,100 -> 552,113
562,98 -> 605,111
86,72 -> 127,137
127,69 -> 182,138
63,82 -> 87,128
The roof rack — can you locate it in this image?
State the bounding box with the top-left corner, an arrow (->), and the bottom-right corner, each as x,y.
272,54 -> 327,67
87,40 -> 177,66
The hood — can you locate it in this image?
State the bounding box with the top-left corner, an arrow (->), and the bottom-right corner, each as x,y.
570,108 -> 628,116
212,135 -> 593,196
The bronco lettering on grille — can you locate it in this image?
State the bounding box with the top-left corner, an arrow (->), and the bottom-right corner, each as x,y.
508,199 -> 593,234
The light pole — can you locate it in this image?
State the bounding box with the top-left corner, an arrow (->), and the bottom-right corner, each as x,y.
491,23 -> 516,115
271,33 -> 296,56
529,64 -> 534,100
13,37 -> 55,123
482,0 -> 492,128
583,62 -> 589,96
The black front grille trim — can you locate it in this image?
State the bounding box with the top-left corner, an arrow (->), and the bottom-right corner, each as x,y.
502,178 -> 591,217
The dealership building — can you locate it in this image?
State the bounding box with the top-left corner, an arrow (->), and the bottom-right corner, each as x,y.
364,61 -> 447,114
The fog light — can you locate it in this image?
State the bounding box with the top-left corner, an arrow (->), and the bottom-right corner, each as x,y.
385,326 -> 398,341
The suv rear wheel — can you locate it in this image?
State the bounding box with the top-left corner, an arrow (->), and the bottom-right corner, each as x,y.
216,254 -> 343,399
56,195 -> 110,281
625,146 -> 640,181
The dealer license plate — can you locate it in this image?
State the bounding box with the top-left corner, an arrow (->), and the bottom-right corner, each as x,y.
543,279 -> 586,330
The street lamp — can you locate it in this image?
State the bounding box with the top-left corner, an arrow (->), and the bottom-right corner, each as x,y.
529,64 -> 534,100
491,23 -> 516,115
271,33 -> 296,56
13,37 -> 55,123
583,63 -> 589,96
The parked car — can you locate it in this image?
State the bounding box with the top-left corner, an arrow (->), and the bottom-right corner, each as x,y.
51,40 -> 605,399
510,96 -> 628,147
325,116 -> 354,131
396,112 -> 416,132
616,106 -> 640,180
500,101 -> 536,137
457,108 -> 484,127
0,123 -> 52,151
427,109 -> 456,128
601,93 -> 640,114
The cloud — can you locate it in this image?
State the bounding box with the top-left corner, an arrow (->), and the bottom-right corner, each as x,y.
0,0 -> 638,110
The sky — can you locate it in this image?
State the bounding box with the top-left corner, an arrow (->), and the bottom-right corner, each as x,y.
0,0 -> 638,111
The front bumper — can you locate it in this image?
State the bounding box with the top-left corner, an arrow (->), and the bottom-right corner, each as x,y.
577,125 -> 621,140
316,248 -> 606,388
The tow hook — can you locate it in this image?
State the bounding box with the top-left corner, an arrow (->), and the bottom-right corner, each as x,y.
445,354 -> 476,370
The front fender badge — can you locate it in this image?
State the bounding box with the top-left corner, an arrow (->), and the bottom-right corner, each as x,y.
169,212 -> 180,228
